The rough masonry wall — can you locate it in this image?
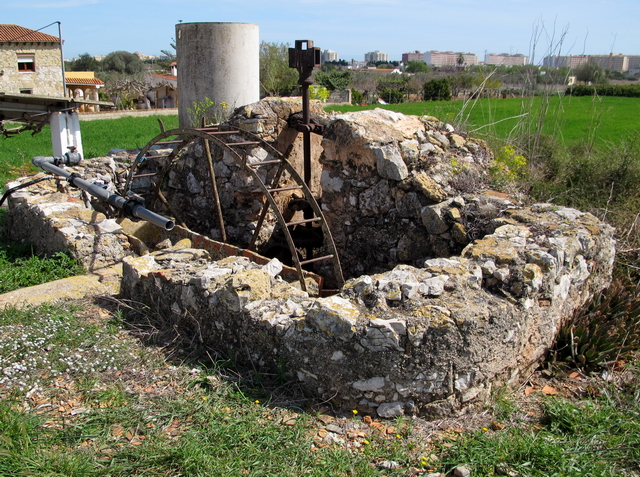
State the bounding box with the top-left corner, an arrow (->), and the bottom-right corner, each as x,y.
6,100 -> 617,418
120,201 -> 614,417
118,104 -> 616,417
318,108 -> 493,279
0,43 -> 64,96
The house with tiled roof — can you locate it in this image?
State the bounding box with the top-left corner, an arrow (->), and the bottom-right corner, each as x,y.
145,72 -> 178,109
65,71 -> 105,111
0,24 -> 64,96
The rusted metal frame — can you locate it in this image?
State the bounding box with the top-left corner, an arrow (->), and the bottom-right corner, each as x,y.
125,127 -> 196,192
202,136 -> 309,290
247,160 -> 287,251
202,119 -> 227,243
236,117 -> 344,286
277,159 -> 345,288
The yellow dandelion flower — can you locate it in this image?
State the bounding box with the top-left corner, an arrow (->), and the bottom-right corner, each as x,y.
352,410 -> 358,415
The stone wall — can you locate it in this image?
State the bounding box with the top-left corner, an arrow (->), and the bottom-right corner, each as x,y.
318,109 -> 493,279
6,99 -> 617,418
120,200 -> 614,417
0,43 -> 64,96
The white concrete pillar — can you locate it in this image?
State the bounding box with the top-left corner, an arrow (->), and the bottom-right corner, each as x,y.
176,22 -> 260,127
50,111 -> 84,159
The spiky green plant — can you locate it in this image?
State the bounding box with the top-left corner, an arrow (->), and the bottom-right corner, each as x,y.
551,279 -> 640,370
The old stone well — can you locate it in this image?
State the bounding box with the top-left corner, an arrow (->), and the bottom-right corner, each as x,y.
6,98 -> 615,418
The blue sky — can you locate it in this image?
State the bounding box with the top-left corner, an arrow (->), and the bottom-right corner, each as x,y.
5,0 -> 638,64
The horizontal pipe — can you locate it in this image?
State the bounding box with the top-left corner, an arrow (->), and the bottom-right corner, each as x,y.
32,157 -> 174,231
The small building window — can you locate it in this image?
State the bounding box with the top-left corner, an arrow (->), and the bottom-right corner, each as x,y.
19,89 -> 33,94
17,54 -> 36,72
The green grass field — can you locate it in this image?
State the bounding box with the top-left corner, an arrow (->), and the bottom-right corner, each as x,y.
0,302 -> 636,476
326,96 -> 640,147
0,114 -> 179,189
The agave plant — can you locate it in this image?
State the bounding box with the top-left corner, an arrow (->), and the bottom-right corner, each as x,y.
551,279 -> 640,370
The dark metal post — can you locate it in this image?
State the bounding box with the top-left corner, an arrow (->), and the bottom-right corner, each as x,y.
289,40 -> 321,188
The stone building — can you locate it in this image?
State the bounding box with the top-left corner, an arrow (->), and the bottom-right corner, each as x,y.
0,24 -> 64,96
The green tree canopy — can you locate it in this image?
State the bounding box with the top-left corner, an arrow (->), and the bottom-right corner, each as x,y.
405,61 -> 429,74
423,78 -> 452,101
574,62 -> 607,84
69,53 -> 100,72
259,41 -> 299,97
447,74 -> 474,96
101,51 -> 143,75
315,70 -> 353,90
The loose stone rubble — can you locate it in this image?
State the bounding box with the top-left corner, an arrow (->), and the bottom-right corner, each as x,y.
5,99 -> 616,417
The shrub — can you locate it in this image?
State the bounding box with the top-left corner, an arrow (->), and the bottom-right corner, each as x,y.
490,144 -> 527,187
379,88 -> 404,104
566,83 -> 640,98
423,78 -> 451,101
550,278 -> 640,370
351,88 -> 366,105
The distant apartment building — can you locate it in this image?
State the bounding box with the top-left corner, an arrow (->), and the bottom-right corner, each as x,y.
589,54 -> 629,72
484,53 -> 529,66
365,50 -> 388,63
402,51 -> 424,63
542,55 -> 591,69
628,56 -> 640,71
424,51 -> 478,67
322,49 -> 338,63
543,54 -> 632,72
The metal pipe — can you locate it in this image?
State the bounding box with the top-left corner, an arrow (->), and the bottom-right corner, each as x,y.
32,157 -> 174,231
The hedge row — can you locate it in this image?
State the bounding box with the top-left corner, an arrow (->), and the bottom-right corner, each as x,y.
566,84 -> 640,98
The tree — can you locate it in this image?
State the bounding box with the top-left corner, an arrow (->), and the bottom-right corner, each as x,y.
101,51 -> 143,75
315,70 -> 353,90
405,61 -> 430,74
447,74 -> 474,97
69,53 -> 99,72
380,88 -> 404,103
160,40 -> 177,61
259,41 -> 298,97
423,78 -> 451,101
574,62 -> 607,84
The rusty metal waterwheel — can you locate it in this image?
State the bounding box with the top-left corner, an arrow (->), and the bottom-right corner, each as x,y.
123,122 -> 344,292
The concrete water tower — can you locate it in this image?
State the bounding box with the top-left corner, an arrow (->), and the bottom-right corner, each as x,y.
176,22 -> 260,127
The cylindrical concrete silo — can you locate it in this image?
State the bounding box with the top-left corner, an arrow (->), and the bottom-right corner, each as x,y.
176,22 -> 260,127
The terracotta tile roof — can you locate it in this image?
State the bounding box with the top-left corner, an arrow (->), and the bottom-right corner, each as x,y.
151,74 -> 177,81
0,24 -> 60,43
65,76 -> 105,86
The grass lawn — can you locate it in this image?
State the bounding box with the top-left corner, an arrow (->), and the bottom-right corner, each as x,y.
0,302 -> 637,476
0,114 -> 179,189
